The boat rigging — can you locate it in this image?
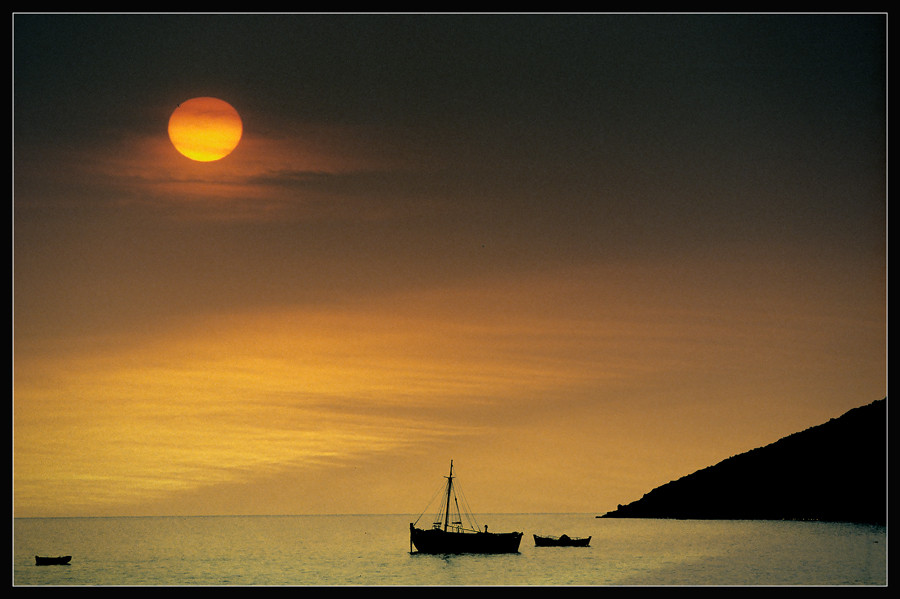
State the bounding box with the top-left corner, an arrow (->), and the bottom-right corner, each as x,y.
409,460 -> 523,554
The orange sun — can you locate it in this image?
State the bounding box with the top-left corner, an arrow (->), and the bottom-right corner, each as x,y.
168,97 -> 243,162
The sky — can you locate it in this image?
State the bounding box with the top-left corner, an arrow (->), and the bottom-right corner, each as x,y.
13,14 -> 886,518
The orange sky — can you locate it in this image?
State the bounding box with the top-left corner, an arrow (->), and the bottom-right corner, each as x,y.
13,14 -> 886,518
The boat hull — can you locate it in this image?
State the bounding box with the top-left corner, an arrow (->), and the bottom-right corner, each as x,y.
411,524 -> 523,554
533,534 -> 591,547
35,555 -> 72,565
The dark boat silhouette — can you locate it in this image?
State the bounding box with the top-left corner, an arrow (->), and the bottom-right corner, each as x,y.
533,534 -> 591,547
409,460 -> 523,554
35,555 -> 71,565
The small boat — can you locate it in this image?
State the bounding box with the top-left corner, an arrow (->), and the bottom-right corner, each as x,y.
533,534 -> 591,547
410,460 -> 523,554
35,555 -> 72,565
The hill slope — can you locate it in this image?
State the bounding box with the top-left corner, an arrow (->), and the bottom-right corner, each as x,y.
600,398 -> 886,524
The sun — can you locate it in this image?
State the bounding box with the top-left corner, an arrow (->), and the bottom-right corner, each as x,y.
168,97 -> 243,162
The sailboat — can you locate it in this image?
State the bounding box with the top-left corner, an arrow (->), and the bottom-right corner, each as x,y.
409,460 -> 523,554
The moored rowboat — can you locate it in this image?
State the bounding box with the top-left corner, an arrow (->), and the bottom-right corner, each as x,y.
35,555 -> 72,565
533,534 -> 591,547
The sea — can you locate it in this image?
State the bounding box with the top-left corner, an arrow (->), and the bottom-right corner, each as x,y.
13,514 -> 886,586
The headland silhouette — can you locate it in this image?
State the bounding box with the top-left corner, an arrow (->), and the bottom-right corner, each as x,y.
600,398 -> 886,525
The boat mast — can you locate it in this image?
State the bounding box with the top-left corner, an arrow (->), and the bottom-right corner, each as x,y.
443,460 -> 454,531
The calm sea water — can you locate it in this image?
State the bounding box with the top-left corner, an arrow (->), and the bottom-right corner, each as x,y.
13,514 -> 886,586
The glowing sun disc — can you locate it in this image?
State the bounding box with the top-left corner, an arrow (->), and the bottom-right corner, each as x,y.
168,97 -> 243,162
